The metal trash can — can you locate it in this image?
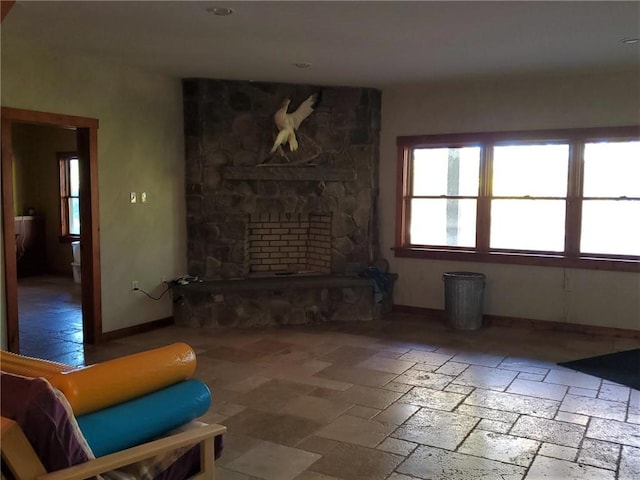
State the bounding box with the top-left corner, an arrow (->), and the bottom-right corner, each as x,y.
442,272 -> 486,330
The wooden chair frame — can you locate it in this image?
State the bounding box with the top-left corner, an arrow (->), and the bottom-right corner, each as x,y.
1,416 -> 226,480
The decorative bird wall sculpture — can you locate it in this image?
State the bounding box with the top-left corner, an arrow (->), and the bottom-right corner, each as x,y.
270,92 -> 321,155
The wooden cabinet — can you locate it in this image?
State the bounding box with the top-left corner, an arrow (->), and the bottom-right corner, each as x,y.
15,216 -> 46,277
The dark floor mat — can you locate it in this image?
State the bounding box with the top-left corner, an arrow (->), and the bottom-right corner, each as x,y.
558,348 -> 640,391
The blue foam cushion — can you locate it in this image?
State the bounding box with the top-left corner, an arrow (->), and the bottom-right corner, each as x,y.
77,379 -> 211,457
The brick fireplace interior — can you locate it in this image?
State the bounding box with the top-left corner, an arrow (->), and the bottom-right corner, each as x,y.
248,212 -> 332,275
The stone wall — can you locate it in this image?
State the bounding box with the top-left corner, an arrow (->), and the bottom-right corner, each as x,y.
183,79 -> 382,279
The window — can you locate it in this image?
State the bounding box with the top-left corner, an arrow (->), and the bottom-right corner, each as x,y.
395,127 -> 639,271
58,152 -> 80,240
581,141 -> 640,256
410,146 -> 480,248
490,143 -> 568,252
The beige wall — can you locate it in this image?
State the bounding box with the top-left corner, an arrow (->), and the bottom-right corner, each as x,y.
1,44 -> 187,334
380,71 -> 640,330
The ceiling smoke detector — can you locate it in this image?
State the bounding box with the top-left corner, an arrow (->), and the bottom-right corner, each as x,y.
207,7 -> 234,16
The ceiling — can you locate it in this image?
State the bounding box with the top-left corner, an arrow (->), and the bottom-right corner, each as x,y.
2,1 -> 639,88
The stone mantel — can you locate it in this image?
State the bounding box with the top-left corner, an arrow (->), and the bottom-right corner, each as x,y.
223,166 -> 356,182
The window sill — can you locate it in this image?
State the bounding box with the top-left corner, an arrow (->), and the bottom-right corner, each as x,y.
393,247 -> 640,273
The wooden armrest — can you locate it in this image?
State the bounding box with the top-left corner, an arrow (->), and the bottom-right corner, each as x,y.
1,416 -> 47,479
38,423 -> 226,480
1,416 -> 226,480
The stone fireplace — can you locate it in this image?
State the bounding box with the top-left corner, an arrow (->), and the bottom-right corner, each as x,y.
174,79 -> 392,327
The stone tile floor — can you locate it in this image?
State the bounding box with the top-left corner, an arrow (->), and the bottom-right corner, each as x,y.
13,280 -> 640,479
17,274 -> 83,360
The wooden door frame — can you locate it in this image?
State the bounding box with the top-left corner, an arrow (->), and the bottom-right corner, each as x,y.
1,107 -> 102,351
1,1 -> 15,23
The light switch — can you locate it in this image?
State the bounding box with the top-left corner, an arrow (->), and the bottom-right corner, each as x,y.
130,192 -> 137,203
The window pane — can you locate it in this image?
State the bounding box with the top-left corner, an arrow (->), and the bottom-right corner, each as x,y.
69,158 -> 80,196
583,141 -> 640,197
69,198 -> 80,235
581,200 -> 640,256
490,199 -> 565,251
413,147 -> 480,196
493,144 -> 569,196
410,198 -> 476,247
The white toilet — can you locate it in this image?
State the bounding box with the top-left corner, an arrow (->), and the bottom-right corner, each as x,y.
71,241 -> 81,284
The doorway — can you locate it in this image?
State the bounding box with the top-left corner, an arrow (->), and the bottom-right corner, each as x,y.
1,107 -> 102,355
13,123 -> 82,361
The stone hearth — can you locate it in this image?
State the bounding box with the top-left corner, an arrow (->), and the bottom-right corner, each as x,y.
171,275 -> 391,328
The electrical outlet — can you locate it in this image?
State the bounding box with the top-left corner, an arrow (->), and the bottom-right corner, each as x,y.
132,280 -> 139,291
141,192 -> 147,203
130,192 -> 137,204
161,275 -> 167,283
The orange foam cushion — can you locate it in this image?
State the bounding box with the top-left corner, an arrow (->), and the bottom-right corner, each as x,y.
0,350 -> 70,378
49,343 -> 197,415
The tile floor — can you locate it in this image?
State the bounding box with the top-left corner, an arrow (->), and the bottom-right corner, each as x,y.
17,274 -> 83,361
12,283 -> 640,480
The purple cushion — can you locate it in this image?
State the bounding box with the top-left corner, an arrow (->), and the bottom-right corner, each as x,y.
1,372 -> 92,473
